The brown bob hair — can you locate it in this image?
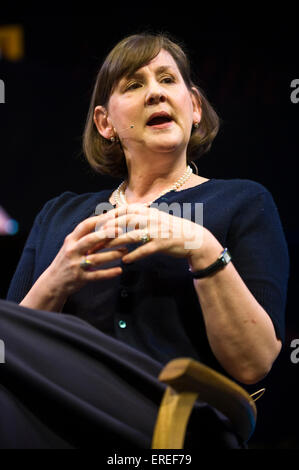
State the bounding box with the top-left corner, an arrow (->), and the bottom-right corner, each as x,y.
83,33 -> 220,178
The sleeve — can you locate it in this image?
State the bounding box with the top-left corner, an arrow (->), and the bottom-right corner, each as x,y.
227,187 -> 290,343
6,197 -> 60,303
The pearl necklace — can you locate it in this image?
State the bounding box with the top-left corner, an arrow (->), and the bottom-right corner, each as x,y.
113,165 -> 193,207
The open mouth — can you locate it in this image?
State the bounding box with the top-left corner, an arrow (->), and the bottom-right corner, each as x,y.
146,113 -> 173,127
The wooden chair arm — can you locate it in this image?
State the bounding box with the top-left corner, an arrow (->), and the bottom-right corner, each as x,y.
152,358 -> 257,449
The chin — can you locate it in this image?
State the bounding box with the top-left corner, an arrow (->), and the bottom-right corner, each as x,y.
149,136 -> 185,153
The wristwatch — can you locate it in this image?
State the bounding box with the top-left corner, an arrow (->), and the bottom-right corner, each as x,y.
189,248 -> 232,279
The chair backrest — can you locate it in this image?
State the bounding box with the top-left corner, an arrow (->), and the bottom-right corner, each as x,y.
152,358 -> 257,449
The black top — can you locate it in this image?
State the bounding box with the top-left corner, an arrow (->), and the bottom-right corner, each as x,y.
7,178 -> 290,376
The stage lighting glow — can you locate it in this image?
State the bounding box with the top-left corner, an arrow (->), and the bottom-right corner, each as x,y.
0,206 -> 19,235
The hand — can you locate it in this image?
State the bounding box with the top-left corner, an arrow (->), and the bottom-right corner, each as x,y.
96,203 -> 205,264
44,215 -> 128,300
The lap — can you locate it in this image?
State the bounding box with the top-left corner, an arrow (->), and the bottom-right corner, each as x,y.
0,299 -> 163,448
0,299 -> 243,449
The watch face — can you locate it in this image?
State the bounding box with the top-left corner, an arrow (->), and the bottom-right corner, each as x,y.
222,250 -> 231,264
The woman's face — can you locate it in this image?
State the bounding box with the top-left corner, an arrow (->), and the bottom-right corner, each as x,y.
102,49 -> 201,158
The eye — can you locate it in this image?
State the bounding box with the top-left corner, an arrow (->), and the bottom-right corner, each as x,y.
125,81 -> 142,91
161,75 -> 176,84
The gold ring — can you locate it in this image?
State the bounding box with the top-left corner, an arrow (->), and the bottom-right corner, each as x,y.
139,230 -> 151,244
80,257 -> 93,271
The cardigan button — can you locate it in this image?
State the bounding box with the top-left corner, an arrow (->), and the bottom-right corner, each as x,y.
118,320 -> 127,329
120,288 -> 129,298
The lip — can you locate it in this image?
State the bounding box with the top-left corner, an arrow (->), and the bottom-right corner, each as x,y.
146,111 -> 174,128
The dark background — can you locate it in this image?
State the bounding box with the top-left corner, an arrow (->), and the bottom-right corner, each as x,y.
0,9 -> 298,448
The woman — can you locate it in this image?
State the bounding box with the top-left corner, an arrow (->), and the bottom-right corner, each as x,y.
1,33 -> 289,449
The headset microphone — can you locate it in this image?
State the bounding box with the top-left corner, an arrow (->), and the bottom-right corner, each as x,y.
118,124 -> 134,133
112,124 -> 134,142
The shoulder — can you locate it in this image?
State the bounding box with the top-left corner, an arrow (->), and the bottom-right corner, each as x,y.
208,178 -> 270,196
36,189 -> 112,226
199,178 -> 276,207
28,189 -> 114,255
187,178 -> 282,233
212,178 -> 280,217
174,178 -> 276,211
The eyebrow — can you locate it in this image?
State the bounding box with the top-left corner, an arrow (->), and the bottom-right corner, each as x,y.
125,65 -> 177,81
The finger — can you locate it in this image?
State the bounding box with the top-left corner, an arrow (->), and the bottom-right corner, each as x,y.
71,210 -> 125,241
101,213 -> 149,233
85,266 -> 123,281
105,227 -> 155,248
68,204 -> 150,242
98,203 -> 151,227
71,215 -> 105,241
122,240 -> 158,264
83,247 -> 128,268
76,226 -> 123,254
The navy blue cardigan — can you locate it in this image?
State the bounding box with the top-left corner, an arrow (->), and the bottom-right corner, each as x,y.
7,178 -> 289,373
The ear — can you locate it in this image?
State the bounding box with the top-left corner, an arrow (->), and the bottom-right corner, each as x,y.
93,106 -> 115,140
190,87 -> 202,125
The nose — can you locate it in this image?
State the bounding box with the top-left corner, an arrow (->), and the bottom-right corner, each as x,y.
145,86 -> 167,106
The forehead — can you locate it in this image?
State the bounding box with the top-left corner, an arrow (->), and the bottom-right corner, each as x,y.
130,49 -> 180,76
142,49 -> 178,70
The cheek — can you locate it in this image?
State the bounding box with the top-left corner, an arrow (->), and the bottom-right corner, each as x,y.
175,92 -> 194,120
109,99 -> 140,128
178,105 -> 194,134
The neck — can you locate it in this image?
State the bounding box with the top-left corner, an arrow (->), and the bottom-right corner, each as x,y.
124,153 -> 188,203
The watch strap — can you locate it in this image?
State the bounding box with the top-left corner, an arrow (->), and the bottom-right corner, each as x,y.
189,248 -> 231,279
